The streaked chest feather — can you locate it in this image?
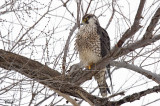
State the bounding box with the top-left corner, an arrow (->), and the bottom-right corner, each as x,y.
75,24 -> 102,66
75,24 -> 100,51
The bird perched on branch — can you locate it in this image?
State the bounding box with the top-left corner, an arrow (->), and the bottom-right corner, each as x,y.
75,14 -> 111,97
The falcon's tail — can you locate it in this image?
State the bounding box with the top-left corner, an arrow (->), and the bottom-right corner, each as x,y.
94,68 -> 110,97
106,64 -> 113,93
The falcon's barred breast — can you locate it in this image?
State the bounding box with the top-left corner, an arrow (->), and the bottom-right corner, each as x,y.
75,14 -> 111,97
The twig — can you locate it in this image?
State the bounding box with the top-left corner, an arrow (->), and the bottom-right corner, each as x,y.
62,24 -> 77,75
53,89 -> 80,106
143,98 -> 160,106
61,0 -> 74,18
9,0 -> 53,52
77,0 -> 81,28
105,0 -> 115,30
35,93 -> 56,106
108,91 -> 125,99
85,0 -> 92,15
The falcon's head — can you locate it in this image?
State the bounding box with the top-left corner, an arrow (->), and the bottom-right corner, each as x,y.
82,14 -> 99,25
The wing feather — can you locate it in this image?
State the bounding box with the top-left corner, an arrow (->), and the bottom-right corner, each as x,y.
97,25 -> 112,94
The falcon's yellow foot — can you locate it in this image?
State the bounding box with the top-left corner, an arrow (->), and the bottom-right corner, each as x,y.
87,63 -> 93,70
88,65 -> 91,70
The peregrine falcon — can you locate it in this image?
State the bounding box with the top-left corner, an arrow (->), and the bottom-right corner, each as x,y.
75,14 -> 111,97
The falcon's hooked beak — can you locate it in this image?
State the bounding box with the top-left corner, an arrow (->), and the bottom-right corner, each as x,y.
80,21 -> 84,25
80,19 -> 86,25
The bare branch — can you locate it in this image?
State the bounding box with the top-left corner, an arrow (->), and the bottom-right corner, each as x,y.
35,93 -> 56,106
62,24 -> 77,75
61,0 -> 74,18
77,0 -> 82,28
112,85 -> 160,105
0,49 -> 61,78
85,0 -> 93,15
105,0 -> 115,30
117,0 -> 146,47
76,90 -> 94,106
143,7 -> 160,39
108,91 -> 125,99
0,49 -> 100,103
111,61 -> 160,84
9,0 -> 53,52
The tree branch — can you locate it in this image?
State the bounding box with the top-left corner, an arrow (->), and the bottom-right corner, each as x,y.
62,24 -> 77,74
53,88 -> 80,106
76,90 -> 94,106
111,61 -> 160,84
112,85 -> 160,106
0,49 -> 61,78
143,7 -> 160,39
105,0 -> 115,30
117,0 -> 146,47
0,49 -> 101,103
9,0 -> 53,52
85,0 -> 93,15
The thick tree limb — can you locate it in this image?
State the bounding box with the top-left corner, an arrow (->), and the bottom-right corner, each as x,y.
111,61 -> 160,84
0,49 -> 101,103
76,90 -> 94,106
0,49 -> 60,78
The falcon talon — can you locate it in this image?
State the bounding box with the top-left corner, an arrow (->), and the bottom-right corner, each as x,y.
88,65 -> 91,70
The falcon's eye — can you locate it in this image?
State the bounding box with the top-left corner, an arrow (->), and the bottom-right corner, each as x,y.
83,18 -> 87,22
82,17 -> 89,23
